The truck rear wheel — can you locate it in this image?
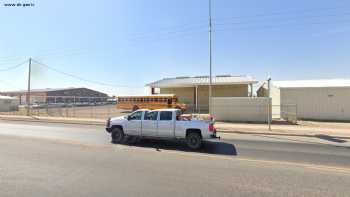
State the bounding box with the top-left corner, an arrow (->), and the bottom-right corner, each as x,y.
111,127 -> 125,144
186,132 -> 202,150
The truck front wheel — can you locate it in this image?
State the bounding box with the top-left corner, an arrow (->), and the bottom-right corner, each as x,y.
111,127 -> 125,144
186,132 -> 202,150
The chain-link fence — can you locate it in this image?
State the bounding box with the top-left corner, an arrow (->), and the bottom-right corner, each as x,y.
280,104 -> 298,123
0,95 -> 297,123
0,96 -> 127,119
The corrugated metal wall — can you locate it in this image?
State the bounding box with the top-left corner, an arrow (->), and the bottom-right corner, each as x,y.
280,87 -> 350,121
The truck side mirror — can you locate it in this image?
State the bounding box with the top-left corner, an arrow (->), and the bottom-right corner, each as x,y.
127,115 -> 131,121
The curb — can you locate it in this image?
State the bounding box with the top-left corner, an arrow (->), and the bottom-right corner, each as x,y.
2,116 -> 350,139
218,130 -> 350,139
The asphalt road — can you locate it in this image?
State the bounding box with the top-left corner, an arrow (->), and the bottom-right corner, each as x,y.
1,120 -> 350,196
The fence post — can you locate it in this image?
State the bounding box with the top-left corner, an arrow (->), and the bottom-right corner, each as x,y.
46,97 -> 49,116
295,104 -> 298,123
267,77 -> 272,131
65,98 -> 68,117
73,96 -> 76,117
90,97 -> 93,119
107,103 -> 111,118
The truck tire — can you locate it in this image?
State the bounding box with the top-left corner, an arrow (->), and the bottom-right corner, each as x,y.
186,132 -> 202,150
127,136 -> 139,144
111,127 -> 125,144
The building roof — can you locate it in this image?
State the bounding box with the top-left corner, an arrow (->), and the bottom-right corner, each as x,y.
273,79 -> 350,88
146,75 -> 258,88
0,95 -> 18,100
1,87 -> 89,94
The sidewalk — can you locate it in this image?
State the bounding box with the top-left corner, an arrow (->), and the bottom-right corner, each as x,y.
1,114 -> 350,139
216,121 -> 350,139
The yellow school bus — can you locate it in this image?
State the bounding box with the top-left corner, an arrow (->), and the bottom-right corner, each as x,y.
116,94 -> 186,111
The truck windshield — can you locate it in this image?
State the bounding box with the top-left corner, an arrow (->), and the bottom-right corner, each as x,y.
129,111 -> 142,120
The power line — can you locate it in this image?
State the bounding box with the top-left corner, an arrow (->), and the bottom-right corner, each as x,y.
0,60 -> 28,72
128,25 -> 207,42
31,59 -> 143,89
128,11 -> 350,43
128,23 -> 207,39
214,19 -> 350,32
213,5 -> 349,22
0,48 -> 90,65
127,29 -> 207,46
214,12 -> 350,26
128,5 -> 350,42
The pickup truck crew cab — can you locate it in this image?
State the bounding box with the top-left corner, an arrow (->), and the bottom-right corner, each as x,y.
106,109 -> 217,149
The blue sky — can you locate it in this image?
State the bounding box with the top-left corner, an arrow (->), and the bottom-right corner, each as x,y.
0,0 -> 350,95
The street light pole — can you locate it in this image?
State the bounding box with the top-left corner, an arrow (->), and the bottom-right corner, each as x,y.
208,0 -> 213,115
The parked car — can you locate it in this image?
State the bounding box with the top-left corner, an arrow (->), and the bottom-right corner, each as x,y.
105,109 -> 218,149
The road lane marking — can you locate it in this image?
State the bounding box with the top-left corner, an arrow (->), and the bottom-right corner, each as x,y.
113,143 -> 350,175
2,133 -> 350,175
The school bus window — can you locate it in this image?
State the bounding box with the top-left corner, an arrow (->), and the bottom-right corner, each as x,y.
116,95 -> 185,111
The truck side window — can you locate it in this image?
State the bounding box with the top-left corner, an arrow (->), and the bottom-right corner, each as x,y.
144,111 -> 158,120
129,111 -> 142,120
160,111 -> 172,121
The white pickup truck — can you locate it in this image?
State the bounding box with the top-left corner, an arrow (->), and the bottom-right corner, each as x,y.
106,109 -> 218,149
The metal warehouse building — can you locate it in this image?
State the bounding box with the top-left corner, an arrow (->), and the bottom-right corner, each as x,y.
0,87 -> 108,104
258,79 -> 350,121
147,75 -> 258,112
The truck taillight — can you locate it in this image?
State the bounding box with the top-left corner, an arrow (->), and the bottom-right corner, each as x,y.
209,124 -> 215,132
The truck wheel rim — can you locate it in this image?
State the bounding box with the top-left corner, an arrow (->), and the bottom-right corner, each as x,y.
190,137 -> 198,146
114,132 -> 121,141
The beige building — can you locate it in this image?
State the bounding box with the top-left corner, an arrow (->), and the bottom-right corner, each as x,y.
147,75 -> 258,112
258,79 -> 350,121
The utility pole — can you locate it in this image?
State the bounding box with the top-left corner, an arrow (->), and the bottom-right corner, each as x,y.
208,0 -> 213,115
26,58 -> 32,116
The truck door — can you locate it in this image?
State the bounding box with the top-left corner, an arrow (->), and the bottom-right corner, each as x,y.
125,110 -> 143,136
157,111 -> 175,138
141,111 -> 158,137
